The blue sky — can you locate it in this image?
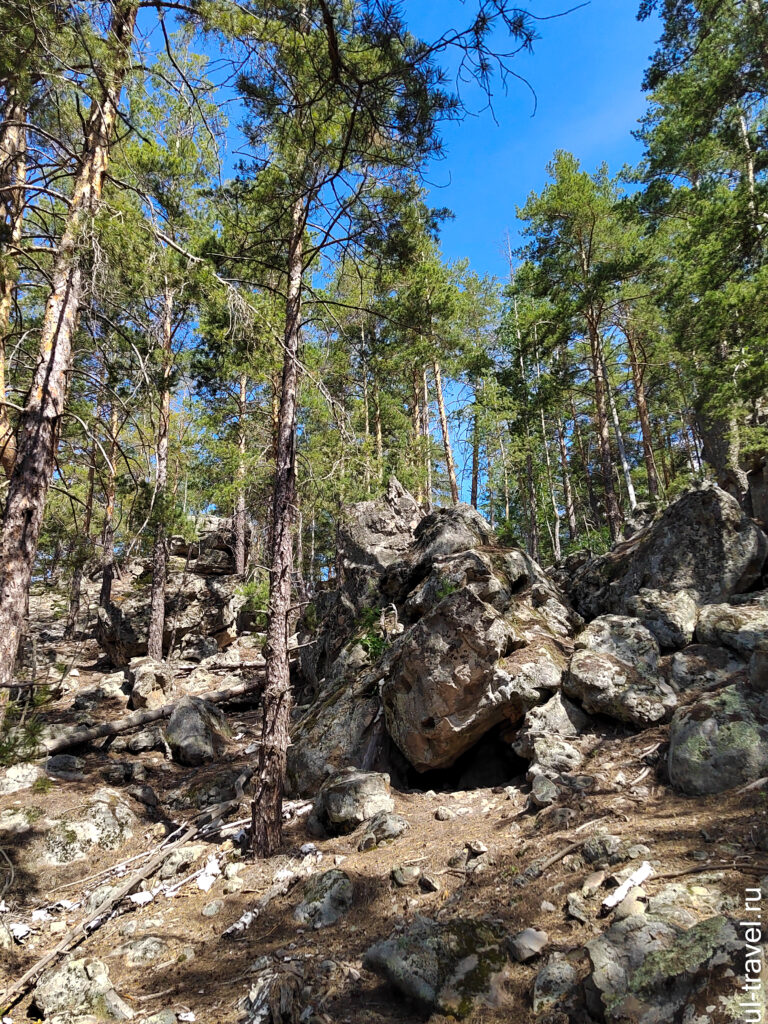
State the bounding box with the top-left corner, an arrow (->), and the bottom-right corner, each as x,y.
402,0 -> 662,279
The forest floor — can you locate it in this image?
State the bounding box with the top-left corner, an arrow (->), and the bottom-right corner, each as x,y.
0,588 -> 765,1024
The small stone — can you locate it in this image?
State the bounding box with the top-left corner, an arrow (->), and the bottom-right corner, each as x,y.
567,892 -> 590,923
202,900 -> 224,918
541,900 -> 556,913
224,862 -> 244,880
466,839 -> 488,856
582,870 -> 606,896
530,775 -> 559,808
614,886 -> 646,921
419,873 -> 441,893
509,927 -> 548,962
435,805 -> 456,821
533,955 -> 577,1014
392,865 -> 422,887
224,876 -> 244,894
583,834 -> 622,865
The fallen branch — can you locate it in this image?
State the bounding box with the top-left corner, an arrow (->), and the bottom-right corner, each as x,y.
42,673 -> 264,755
0,767 -> 253,1014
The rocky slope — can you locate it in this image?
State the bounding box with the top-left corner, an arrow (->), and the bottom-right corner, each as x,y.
1,481 -> 767,1024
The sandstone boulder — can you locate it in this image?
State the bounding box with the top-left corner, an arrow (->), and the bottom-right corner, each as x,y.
696,599 -> 768,657
127,656 -> 174,710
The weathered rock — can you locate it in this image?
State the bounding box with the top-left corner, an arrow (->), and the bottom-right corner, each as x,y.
312,768 -> 394,835
584,915 -> 752,1023
528,735 -> 583,779
664,643 -> 746,693
565,483 -> 768,620
363,916 -> 512,1020
165,696 -> 230,766
508,927 -> 548,962
128,657 -> 174,710
45,789 -> 136,865
293,869 -> 353,929
117,935 -> 170,965
750,649 -> 768,692
33,957 -> 134,1021
180,633 -> 219,662
383,544 -> 573,771
533,955 -> 577,1015
668,683 -> 768,794
566,615 -> 677,728
45,754 -> 85,778
97,575 -> 246,665
512,692 -> 591,759
530,774 -> 559,808
696,600 -> 768,657
392,864 -> 422,887
625,588 -> 698,650
0,762 -> 43,794
357,811 -> 409,850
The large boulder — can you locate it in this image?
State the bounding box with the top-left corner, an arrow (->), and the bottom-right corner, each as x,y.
170,513 -> 251,575
297,477 -> 424,690
364,917 -> 512,1020
165,696 -> 230,766
127,656 -> 174,710
33,958 -> 134,1022
565,615 -> 677,728
311,768 -> 394,835
696,599 -> 768,657
564,483 -> 768,621
293,869 -> 353,929
97,575 -> 246,665
512,692 -> 591,759
382,541 -> 574,772
584,915 -> 751,1024
668,683 -> 768,794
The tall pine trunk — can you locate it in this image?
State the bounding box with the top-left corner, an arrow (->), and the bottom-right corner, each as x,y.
434,361 -> 459,504
624,324 -> 659,500
251,195 -> 304,857
0,87 -> 26,478
602,351 -> 637,511
0,2 -> 137,703
587,319 -> 622,542
556,417 -> 578,542
235,373 -> 248,575
470,405 -> 480,509
147,285 -> 173,662
100,403 -> 119,608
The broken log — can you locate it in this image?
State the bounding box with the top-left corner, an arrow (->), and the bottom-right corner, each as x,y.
42,673 -> 264,755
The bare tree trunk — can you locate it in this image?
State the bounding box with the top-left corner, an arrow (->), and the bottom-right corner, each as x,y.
0,2 -> 137,703
525,451 -> 540,562
147,285 -> 173,662
470,406 -> 480,510
0,88 -> 26,478
556,417 -> 578,542
251,195 -> 304,858
570,395 -> 599,523
65,448 -> 95,639
235,373 -> 248,575
539,409 -> 561,561
422,369 -> 432,510
587,319 -> 622,542
433,361 -> 459,504
602,352 -> 637,511
624,325 -> 660,500
373,381 -> 384,487
411,368 -> 423,504
100,403 -> 119,608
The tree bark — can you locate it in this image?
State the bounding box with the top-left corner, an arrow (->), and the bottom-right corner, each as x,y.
602,351 -> 637,511
0,87 -> 26,478
433,361 -> 459,504
470,404 -> 480,510
556,417 -> 578,541
373,381 -> 384,486
0,2 -> 137,704
411,368 -> 423,503
587,318 -> 622,542
422,368 -> 432,510
147,285 -> 173,662
235,373 -> 248,575
624,324 -> 660,500
251,194 -> 304,858
100,402 -> 119,608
